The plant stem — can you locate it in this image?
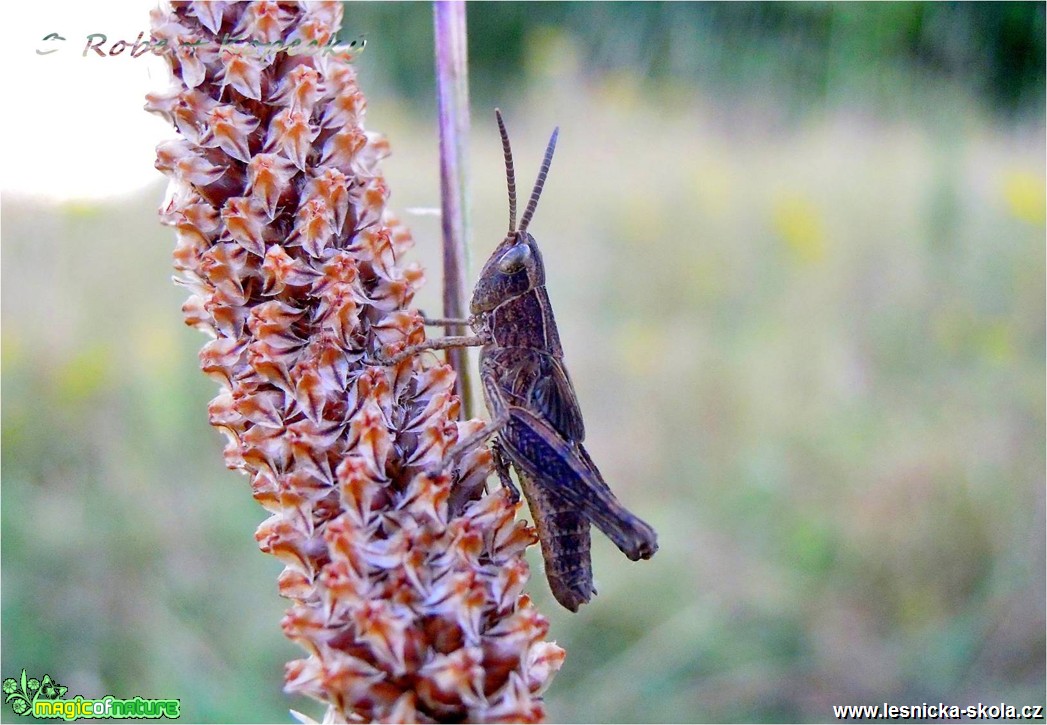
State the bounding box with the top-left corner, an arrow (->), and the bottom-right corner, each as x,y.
434,0 -> 474,420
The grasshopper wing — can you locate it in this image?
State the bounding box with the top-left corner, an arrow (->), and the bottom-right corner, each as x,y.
482,348 -> 585,443
531,354 -> 585,443
500,404 -> 658,561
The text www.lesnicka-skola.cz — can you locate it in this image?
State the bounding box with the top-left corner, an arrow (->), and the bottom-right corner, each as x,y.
832,702 -> 1044,720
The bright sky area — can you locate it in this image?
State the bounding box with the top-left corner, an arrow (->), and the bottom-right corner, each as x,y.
1,1 -> 175,201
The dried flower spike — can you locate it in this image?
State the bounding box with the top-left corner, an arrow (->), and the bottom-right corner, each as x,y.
147,3 -> 564,721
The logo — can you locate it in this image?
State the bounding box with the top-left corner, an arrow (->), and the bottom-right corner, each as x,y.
3,669 -> 180,721
3,670 -> 67,715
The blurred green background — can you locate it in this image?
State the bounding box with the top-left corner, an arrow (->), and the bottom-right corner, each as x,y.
3,2 -> 1044,722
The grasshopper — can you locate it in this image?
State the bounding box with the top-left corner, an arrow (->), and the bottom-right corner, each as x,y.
387,110 -> 658,611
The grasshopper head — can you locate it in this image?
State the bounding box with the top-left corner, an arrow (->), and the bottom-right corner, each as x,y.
470,110 -> 558,315
470,231 -> 546,314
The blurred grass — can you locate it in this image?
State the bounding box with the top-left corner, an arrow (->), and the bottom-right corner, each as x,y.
346,2 -> 1045,118
3,8 -> 1045,724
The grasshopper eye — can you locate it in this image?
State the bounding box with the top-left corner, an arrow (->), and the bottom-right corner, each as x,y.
497,244 -> 531,274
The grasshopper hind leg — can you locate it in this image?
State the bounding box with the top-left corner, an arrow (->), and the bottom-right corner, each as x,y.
500,405 -> 659,562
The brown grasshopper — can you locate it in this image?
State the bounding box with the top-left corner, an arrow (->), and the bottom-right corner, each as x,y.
387,110 -> 658,611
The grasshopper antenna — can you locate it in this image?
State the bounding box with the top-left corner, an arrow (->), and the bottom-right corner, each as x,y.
518,126 -> 559,236
495,109 -> 517,235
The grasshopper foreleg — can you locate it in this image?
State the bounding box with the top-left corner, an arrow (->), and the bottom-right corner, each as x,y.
491,440 -> 520,503
420,315 -> 472,327
381,334 -> 486,366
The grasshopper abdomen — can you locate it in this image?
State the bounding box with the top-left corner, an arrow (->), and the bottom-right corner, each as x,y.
518,472 -> 594,612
